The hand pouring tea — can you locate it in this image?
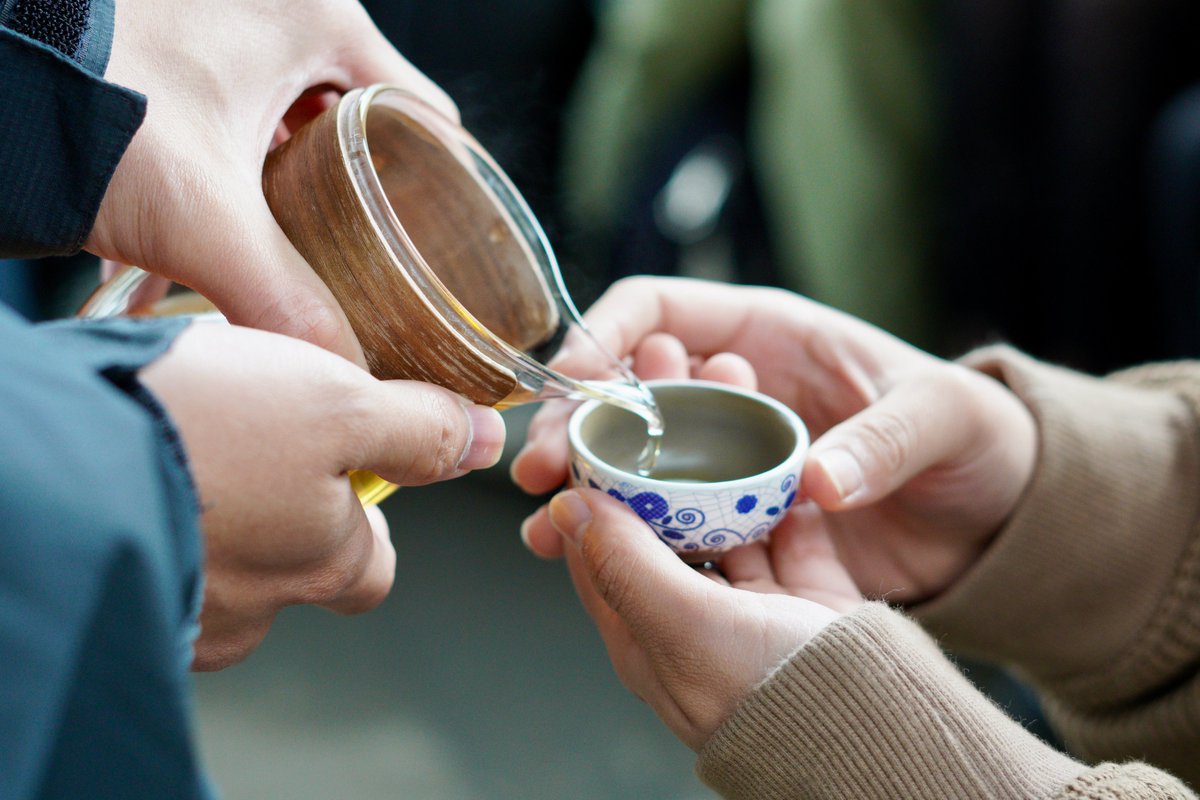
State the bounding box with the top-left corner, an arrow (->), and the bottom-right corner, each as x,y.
80,85 -> 663,504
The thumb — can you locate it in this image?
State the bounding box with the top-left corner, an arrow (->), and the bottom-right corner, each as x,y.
353,380 -> 507,486
549,489 -> 709,632
804,370 -> 981,509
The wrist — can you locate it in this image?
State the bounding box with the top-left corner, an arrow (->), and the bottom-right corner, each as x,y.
698,604 -> 1085,798
918,346 -> 1200,696
962,360 -> 1039,547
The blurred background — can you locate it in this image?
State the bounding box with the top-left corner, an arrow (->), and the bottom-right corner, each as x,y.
5,0 -> 1200,796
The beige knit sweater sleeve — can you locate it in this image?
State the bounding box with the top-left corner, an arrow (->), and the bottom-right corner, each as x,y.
695,347 -> 1200,799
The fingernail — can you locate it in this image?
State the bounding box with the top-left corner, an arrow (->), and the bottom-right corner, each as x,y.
508,450 -> 526,484
519,514 -> 536,549
815,448 -> 864,501
459,405 -> 506,470
509,441 -> 535,480
548,491 -> 592,545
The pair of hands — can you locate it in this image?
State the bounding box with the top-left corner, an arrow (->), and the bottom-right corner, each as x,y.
512,276 -> 1038,749
82,0 -> 502,670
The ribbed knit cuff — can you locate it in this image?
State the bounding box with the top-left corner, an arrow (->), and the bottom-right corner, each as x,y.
697,604 -> 1086,800
1058,763 -> 1197,799
916,347 -> 1200,707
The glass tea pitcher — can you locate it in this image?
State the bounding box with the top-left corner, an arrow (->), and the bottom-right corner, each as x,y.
80,85 -> 661,505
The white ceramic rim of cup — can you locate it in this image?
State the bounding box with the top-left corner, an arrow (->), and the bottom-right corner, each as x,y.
567,379 -> 809,490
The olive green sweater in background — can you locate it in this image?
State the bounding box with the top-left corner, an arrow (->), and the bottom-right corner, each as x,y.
563,0 -> 938,346
696,348 -> 1200,798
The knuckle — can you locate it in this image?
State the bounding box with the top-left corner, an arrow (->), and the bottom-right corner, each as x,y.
193,621 -> 270,672
612,275 -> 646,291
583,536 -> 636,616
610,275 -> 654,302
294,553 -> 361,606
328,381 -> 381,454
857,409 -> 916,474
395,391 -> 468,484
331,572 -> 393,617
932,364 -> 978,401
255,290 -> 345,353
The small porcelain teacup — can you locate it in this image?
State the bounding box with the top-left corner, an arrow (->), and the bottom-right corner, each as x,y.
567,380 -> 809,562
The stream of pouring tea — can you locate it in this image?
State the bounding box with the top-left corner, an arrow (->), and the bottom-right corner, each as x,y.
578,379 -> 664,475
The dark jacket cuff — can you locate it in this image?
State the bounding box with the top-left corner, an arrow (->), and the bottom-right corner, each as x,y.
0,1 -> 146,258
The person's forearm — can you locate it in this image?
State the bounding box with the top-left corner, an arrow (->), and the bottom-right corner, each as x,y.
917,347 -> 1200,784
697,604 -> 1194,800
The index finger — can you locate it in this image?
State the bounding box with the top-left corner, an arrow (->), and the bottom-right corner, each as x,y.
197,200 -> 369,368
582,276 -> 778,362
336,6 -> 460,123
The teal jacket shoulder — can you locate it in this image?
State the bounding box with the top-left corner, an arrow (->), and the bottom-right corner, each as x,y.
0,308 -> 211,799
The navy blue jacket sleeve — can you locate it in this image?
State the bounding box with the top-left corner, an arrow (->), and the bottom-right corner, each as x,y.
0,307 -> 212,799
0,0 -> 146,258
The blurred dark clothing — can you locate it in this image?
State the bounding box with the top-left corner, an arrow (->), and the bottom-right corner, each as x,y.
557,0 -> 941,339
1149,84 -> 1200,359
360,0 -> 594,250
939,0 -> 1200,372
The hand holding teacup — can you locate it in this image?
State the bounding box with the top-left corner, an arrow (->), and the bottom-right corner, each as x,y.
513,276 -> 1038,605
516,326 -> 863,751
510,275 -> 1041,751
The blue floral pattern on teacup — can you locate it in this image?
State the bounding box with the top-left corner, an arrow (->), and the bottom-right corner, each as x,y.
570,461 -> 801,555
